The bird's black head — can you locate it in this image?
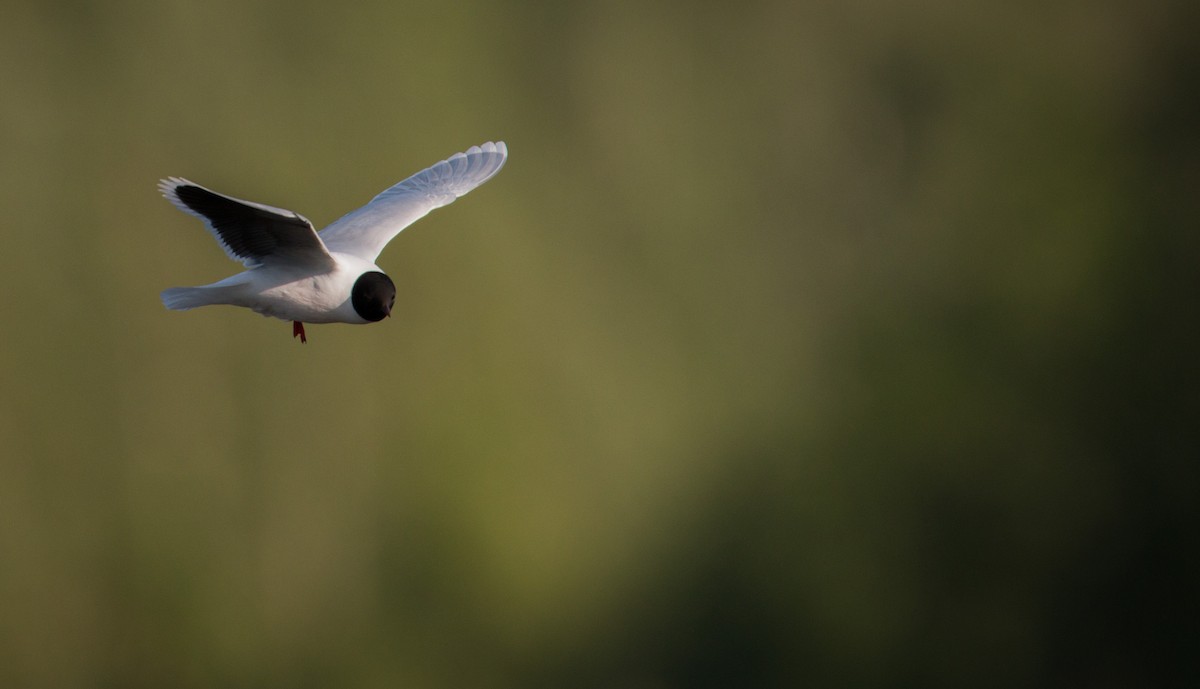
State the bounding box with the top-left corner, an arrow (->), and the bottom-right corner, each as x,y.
351,271 -> 396,323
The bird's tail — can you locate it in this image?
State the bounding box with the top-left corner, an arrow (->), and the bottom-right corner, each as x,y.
161,286 -> 231,311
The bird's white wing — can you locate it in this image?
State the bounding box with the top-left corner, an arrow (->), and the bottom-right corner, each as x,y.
318,141 -> 507,262
160,177 -> 336,270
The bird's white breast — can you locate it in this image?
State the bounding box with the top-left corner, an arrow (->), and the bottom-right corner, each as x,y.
241,253 -> 383,324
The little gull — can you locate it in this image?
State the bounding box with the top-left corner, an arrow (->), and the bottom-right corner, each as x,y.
160,141 -> 508,343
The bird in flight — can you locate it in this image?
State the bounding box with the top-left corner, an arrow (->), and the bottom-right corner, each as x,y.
159,141 -> 508,343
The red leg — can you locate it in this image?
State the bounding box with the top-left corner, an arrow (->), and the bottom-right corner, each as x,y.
293,321 -> 307,344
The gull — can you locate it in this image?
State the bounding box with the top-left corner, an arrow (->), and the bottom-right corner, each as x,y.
159,141 -> 507,343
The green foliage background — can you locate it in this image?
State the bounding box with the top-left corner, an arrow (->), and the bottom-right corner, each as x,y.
1,0 -> 1196,686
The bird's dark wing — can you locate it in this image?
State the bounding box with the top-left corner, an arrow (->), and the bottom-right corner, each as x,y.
160,177 -> 335,269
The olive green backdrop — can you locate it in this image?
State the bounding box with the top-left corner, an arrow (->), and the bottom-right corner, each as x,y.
1,0 -> 1196,687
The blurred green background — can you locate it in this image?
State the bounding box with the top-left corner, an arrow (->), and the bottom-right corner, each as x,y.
1,0 -> 1196,686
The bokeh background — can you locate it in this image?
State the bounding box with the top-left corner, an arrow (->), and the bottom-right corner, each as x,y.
1,0 -> 1196,687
